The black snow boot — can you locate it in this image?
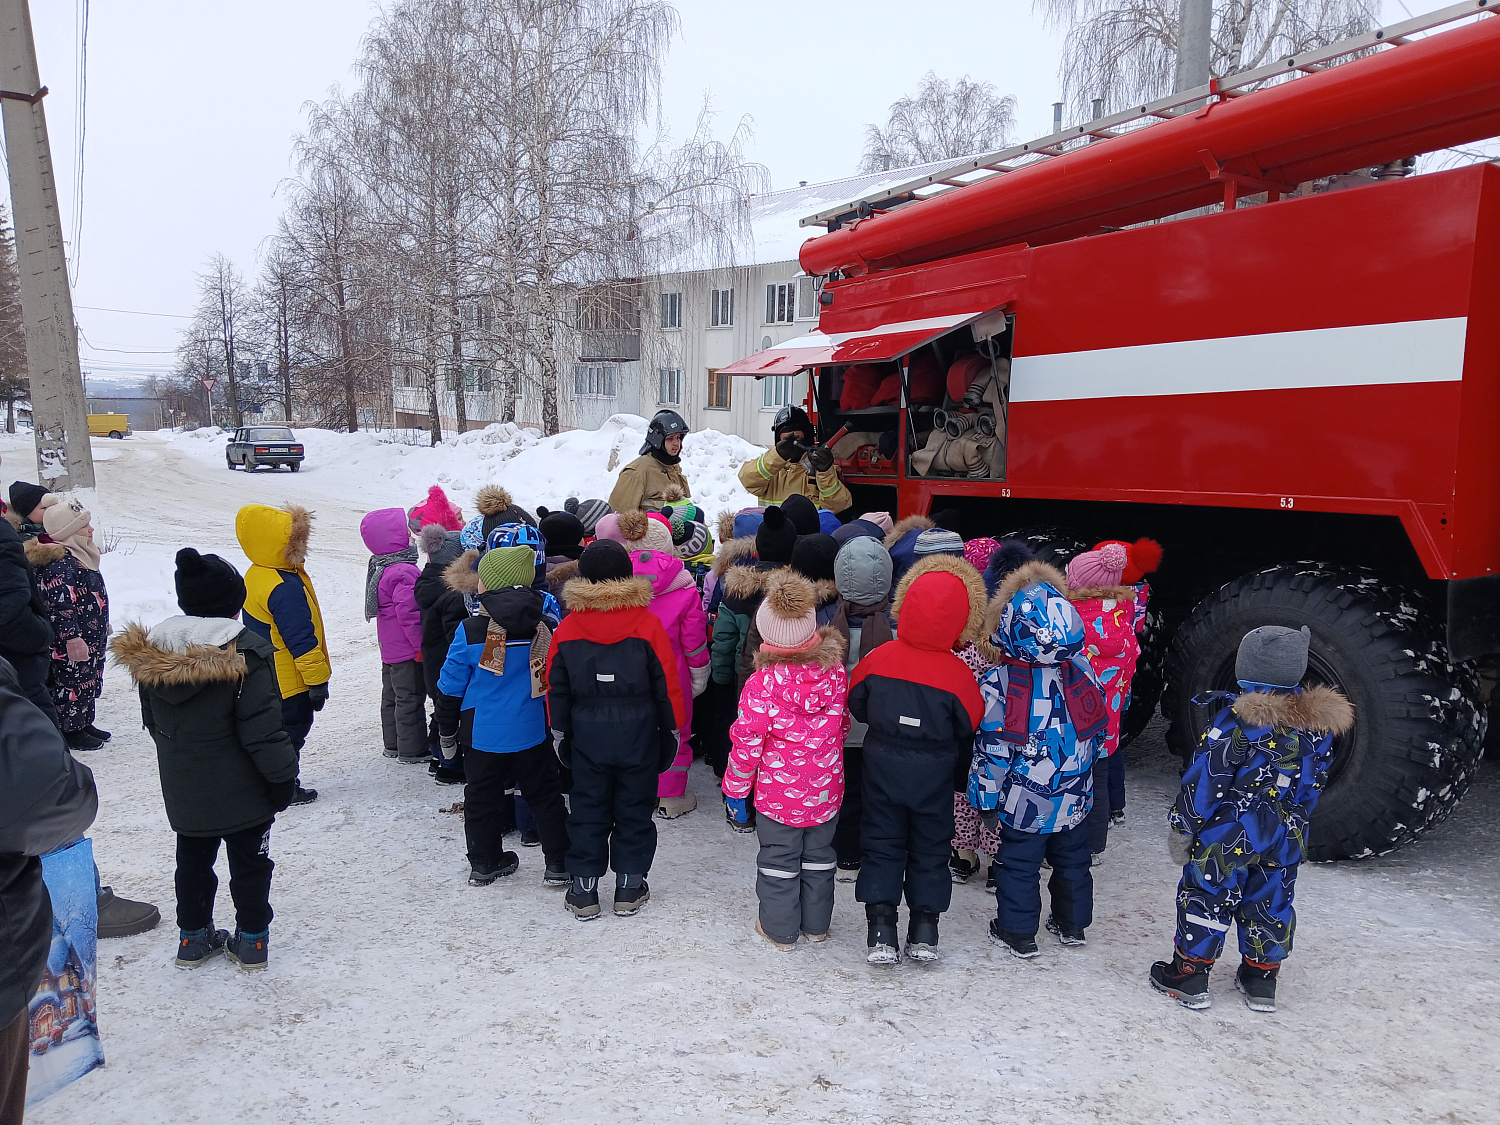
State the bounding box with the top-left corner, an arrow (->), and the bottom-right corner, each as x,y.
469,852 -> 520,886
64,729 -> 104,752
613,873 -> 650,916
988,919 -> 1039,959
566,876 -> 601,921
288,784 -> 318,806
226,928 -> 269,971
1150,951 -> 1214,1009
543,858 -> 570,887
84,723 -> 112,742
175,927 -> 228,969
904,911 -> 940,962
948,848 -> 978,884
1236,960 -> 1279,1013
865,903 -> 899,966
1045,915 -> 1087,946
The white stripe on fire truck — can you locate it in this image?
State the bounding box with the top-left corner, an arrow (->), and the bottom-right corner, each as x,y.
1009,317 -> 1467,402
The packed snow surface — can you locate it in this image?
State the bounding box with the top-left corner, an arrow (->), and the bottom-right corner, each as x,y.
3,429 -> 1497,1125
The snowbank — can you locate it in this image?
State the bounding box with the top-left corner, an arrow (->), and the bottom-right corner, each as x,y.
168,415 -> 762,523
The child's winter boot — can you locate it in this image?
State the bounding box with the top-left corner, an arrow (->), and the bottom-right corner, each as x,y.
469,852 -> 520,886
226,928 -> 269,971
948,849 -> 978,884
613,873 -> 650,916
543,858 -> 570,887
904,911 -> 940,962
1045,915 -> 1087,946
865,903 -> 899,965
1235,959 -> 1279,1013
988,919 -> 1039,959
566,876 -> 601,920
175,926 -> 228,969
1150,950 -> 1213,1009
755,919 -> 797,952
656,792 -> 697,819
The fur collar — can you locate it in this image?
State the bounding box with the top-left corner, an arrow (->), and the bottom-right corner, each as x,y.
109,622 -> 247,686
475,485 -> 514,517
23,538 -> 68,567
561,575 -> 653,612
883,514 -> 935,550
1233,685 -> 1355,735
282,505 -> 312,569
716,510 -> 737,546
752,626 -> 846,671
979,560 -> 1070,663
893,553 -> 987,643
1067,584 -> 1138,604
2,510 -> 20,533
444,549 -> 481,595
723,561 -> 785,598
810,577 -> 838,605
547,558 -> 581,586
711,535 -> 757,578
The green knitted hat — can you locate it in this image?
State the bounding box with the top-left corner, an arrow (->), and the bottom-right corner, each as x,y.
477,545 -> 536,590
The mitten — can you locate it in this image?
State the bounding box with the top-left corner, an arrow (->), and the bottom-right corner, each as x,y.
65,637 -> 90,663
1168,827 -> 1194,867
979,808 -> 1001,834
690,662 -> 710,698
267,779 -> 297,813
806,444 -> 834,473
439,732 -> 459,761
551,727 -> 573,769
307,683 -> 329,711
724,796 -> 750,828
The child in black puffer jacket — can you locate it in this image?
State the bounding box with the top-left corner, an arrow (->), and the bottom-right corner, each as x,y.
415,525 -> 471,784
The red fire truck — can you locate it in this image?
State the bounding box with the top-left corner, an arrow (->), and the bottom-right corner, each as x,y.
722,1 -> 1500,859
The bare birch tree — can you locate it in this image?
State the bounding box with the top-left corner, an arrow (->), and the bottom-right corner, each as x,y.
250,242 -> 307,423
1038,0 -> 1377,119
192,254 -> 250,427
858,73 -> 1017,173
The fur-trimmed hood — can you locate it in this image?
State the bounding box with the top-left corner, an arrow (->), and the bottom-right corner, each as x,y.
893,553 -> 988,644
475,485 -> 514,517
1233,685 -> 1355,735
809,577 -> 838,606
753,625 -> 846,671
110,620 -> 248,687
723,560 -> 786,599
883,513 -> 935,550
1067,583 -> 1138,604
711,535 -> 757,578
235,503 -> 313,570
22,538 -> 67,567
716,510 -> 737,546
444,549 -> 481,595
561,574 -> 653,613
546,558 -> 580,586
980,560 -> 1070,663
2,509 -> 20,533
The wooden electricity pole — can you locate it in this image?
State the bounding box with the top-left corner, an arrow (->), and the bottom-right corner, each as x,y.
0,0 -> 94,489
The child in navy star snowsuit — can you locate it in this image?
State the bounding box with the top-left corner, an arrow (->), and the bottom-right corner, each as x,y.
1150,625 -> 1353,1013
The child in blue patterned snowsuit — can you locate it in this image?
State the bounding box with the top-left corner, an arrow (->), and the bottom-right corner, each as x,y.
1151,625 -> 1353,1013
968,561 -> 1108,958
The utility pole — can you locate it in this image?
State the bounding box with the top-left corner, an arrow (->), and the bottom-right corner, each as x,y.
1174,0 -> 1214,94
0,0 -> 94,489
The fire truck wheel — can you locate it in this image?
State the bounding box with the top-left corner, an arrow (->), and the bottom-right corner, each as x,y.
1162,563 -> 1486,860
998,525 -> 1166,749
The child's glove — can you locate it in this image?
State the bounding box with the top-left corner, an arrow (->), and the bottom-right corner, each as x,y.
307,683 -> 329,711
979,808 -> 1001,834
64,637 -> 90,663
551,727 -> 572,768
1168,827 -> 1194,866
438,732 -> 459,761
690,662 -> 710,698
267,779 -> 297,813
724,796 -> 752,831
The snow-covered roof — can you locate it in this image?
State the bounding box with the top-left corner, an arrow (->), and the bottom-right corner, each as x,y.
653,158 -> 962,277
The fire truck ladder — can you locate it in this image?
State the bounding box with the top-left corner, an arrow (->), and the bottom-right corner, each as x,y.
801,0 -> 1498,230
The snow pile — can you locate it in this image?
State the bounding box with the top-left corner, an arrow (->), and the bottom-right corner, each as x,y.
169,415 -> 762,523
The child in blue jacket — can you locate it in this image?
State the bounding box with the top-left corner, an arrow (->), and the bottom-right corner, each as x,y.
968,561 -> 1108,959
1151,625 -> 1352,1013
437,546 -> 570,887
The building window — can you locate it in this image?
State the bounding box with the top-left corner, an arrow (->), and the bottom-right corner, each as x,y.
796,276 -> 821,320
465,366 -> 493,392
761,374 -> 795,410
464,304 -> 494,332
765,282 -> 797,325
710,288 -> 734,328
660,292 -> 681,329
659,368 -> 682,405
573,363 -> 618,397
706,367 -> 730,410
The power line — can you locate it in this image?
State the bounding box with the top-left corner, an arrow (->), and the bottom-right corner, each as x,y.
75,304 -> 193,319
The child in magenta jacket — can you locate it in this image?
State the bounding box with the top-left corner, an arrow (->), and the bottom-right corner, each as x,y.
360,508 -> 426,763
725,571 -> 849,950
617,511 -> 710,818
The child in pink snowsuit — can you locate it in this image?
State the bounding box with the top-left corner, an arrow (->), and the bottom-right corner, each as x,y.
360,508 -> 426,763
616,510 -> 710,818
724,571 -> 849,949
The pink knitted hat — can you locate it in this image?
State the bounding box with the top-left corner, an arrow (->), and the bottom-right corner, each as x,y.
594,512 -> 626,544
616,510 -> 675,555
408,484 -> 464,532
1066,542 -> 1129,589
756,572 -> 819,653
860,511 -> 894,534
964,536 -> 1000,572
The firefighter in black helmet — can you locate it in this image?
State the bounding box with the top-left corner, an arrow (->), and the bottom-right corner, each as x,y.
608,409 -> 694,513
738,404 -> 852,513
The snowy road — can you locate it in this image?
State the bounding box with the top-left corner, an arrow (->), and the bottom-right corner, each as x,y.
7,431 -> 1498,1125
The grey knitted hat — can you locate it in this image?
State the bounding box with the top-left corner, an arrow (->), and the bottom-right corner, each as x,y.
1235,625 -> 1311,689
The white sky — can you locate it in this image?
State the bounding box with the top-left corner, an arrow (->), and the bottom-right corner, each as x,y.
13,0 -> 1440,387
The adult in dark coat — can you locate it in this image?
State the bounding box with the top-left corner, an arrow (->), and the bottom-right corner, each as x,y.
0,510 -> 58,725
416,526 -> 471,784
109,549 -> 299,969
0,656 -> 98,1121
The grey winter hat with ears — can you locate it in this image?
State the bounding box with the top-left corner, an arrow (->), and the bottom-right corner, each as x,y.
1236,625 -> 1311,689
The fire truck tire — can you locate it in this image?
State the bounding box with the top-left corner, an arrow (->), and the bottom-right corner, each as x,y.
998,525 -> 1166,749
1162,563 -> 1486,860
